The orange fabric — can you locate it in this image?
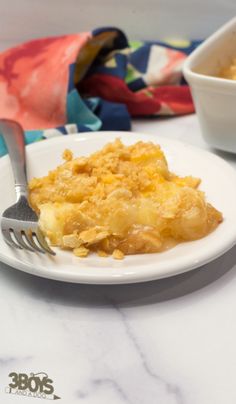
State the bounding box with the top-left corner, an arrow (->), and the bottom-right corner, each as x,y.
0,33 -> 91,130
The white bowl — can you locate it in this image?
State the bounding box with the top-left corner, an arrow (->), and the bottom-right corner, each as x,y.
183,17 -> 236,153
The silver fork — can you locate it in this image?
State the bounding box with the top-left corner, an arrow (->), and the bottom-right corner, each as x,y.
0,119 -> 55,255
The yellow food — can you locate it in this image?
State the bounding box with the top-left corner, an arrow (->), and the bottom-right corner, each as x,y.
29,139 -> 223,259
112,249 -> 125,260
219,58 -> 236,80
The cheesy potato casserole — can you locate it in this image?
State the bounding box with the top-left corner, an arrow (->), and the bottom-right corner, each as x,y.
219,58 -> 236,80
29,139 -> 222,259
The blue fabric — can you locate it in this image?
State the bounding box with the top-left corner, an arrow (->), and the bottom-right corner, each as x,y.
129,45 -> 151,74
98,99 -> 131,131
66,89 -> 102,131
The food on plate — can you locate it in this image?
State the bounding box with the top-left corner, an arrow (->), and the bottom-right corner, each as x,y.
219,58 -> 236,80
29,139 -> 223,259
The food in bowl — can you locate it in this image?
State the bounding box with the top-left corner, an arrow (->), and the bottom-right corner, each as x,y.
219,58 -> 236,80
29,139 -> 223,259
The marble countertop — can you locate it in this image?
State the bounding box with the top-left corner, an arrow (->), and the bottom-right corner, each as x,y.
1,114 -> 236,404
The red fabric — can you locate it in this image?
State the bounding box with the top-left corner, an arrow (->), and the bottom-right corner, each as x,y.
79,73 -> 194,116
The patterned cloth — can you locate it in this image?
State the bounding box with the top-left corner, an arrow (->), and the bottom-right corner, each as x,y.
0,27 -> 200,156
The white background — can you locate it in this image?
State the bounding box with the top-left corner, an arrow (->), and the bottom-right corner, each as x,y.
0,0 -> 235,50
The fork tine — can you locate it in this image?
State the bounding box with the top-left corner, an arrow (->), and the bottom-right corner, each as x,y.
13,230 -> 36,252
34,229 -> 56,256
2,228 -> 23,249
0,119 -> 56,257
24,231 -> 46,254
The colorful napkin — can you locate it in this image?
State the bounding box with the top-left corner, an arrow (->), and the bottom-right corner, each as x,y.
0,27 -> 200,156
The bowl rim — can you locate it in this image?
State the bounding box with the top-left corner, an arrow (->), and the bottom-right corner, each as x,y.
183,17 -> 236,88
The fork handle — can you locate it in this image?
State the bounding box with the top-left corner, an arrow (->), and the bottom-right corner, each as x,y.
0,119 -> 28,200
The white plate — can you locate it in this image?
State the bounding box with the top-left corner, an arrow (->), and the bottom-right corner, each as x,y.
1,131 -> 236,284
